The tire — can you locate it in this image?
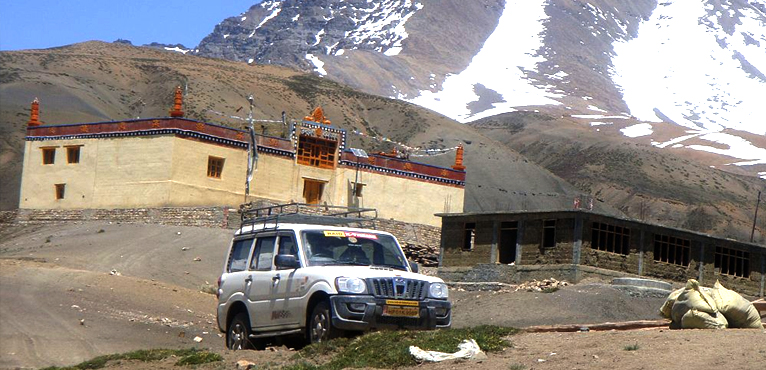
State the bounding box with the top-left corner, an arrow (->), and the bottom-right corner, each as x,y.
308,301 -> 340,343
226,312 -> 253,350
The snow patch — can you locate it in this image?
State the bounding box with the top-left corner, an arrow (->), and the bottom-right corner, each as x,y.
621,123 -> 653,138
163,46 -> 189,54
306,54 -> 327,76
407,0 -> 561,123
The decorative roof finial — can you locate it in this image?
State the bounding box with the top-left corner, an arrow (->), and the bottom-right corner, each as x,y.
169,86 -> 184,117
452,144 -> 466,171
304,107 -> 331,125
27,98 -> 41,127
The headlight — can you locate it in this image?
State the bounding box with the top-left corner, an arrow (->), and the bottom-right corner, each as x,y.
429,282 -> 449,299
336,277 -> 366,294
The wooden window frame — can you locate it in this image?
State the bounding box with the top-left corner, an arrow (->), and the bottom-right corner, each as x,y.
591,222 -> 631,255
207,156 -> 225,179
42,147 -> 56,165
66,145 -> 82,164
54,183 -> 66,200
714,246 -> 750,278
297,135 -> 338,169
653,234 -> 690,267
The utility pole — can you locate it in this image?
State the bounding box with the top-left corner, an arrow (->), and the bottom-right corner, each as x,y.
751,190 -> 761,243
244,94 -> 257,203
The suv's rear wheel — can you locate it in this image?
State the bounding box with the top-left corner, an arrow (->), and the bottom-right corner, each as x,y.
309,301 -> 340,343
227,312 -> 253,350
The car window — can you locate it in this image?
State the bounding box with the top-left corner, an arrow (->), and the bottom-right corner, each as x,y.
302,230 -> 407,269
251,236 -> 276,271
228,238 -> 253,272
278,234 -> 298,255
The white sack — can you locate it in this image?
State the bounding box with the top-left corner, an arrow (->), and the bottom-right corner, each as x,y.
409,339 -> 486,362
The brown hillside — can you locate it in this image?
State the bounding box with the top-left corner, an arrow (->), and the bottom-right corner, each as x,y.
0,41 -> 590,215
470,109 -> 766,243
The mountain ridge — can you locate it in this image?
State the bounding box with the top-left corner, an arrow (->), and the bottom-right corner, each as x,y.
192,0 -> 766,178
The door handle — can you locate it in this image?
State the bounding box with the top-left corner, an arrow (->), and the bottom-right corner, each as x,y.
245,275 -> 252,283
272,274 -> 281,283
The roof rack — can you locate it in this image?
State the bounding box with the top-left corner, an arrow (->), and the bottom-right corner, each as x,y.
239,203 -> 378,233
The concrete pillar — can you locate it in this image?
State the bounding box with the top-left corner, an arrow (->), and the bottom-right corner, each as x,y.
638,229 -> 645,276
490,220 -> 499,264
760,252 -> 764,298
697,242 -> 705,284
572,214 -> 583,265
515,220 -> 524,265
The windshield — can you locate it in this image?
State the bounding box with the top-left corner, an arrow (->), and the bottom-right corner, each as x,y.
301,230 -> 408,270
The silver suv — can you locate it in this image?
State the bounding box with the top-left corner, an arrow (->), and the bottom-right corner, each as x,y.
216,220 -> 452,349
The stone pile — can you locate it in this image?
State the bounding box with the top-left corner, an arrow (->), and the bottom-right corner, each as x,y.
515,278 -> 570,292
402,243 -> 439,267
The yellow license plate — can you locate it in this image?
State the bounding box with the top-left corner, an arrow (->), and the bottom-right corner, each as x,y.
383,305 -> 420,317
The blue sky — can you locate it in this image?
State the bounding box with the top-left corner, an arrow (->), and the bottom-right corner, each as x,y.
0,1 -> 262,51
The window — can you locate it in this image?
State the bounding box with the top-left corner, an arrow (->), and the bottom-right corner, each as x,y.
54,183 -> 66,200
303,179 -> 325,204
251,236 -> 276,271
297,135 -> 337,169
207,156 -> 225,178
542,220 -> 556,248
462,222 -> 476,251
66,146 -> 81,164
227,239 -> 253,272
715,246 -> 749,278
278,234 -> 298,256
591,222 -> 631,255
353,182 -> 365,197
653,234 -> 690,266
42,147 -> 56,165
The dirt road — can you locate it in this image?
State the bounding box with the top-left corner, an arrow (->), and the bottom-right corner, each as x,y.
1,222 -> 763,369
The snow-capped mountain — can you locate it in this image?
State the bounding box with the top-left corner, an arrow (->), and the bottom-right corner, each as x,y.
195,0 -> 766,174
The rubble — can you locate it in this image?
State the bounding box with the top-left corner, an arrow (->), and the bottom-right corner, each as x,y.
515,278 -> 569,292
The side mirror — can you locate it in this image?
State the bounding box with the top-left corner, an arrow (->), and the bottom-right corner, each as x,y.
409,261 -> 419,273
275,254 -> 300,269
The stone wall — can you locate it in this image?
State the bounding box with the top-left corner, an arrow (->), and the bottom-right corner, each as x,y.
439,264 -> 650,286
0,210 -> 18,224
14,207 -> 233,228
9,203 -> 443,266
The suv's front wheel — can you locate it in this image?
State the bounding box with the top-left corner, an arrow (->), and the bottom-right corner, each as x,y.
227,312 -> 253,350
309,301 -> 340,343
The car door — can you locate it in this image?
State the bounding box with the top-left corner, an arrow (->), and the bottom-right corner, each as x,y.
272,232 -> 304,327
245,234 -> 277,331
221,237 -> 255,304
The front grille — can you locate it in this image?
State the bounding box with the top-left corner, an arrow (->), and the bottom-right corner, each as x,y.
369,278 -> 428,300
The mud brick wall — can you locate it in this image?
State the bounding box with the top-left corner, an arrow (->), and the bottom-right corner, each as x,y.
522,218 -> 576,265
439,218 -> 493,267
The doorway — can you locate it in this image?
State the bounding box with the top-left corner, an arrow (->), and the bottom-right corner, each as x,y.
498,221 -> 518,264
303,179 -> 325,204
